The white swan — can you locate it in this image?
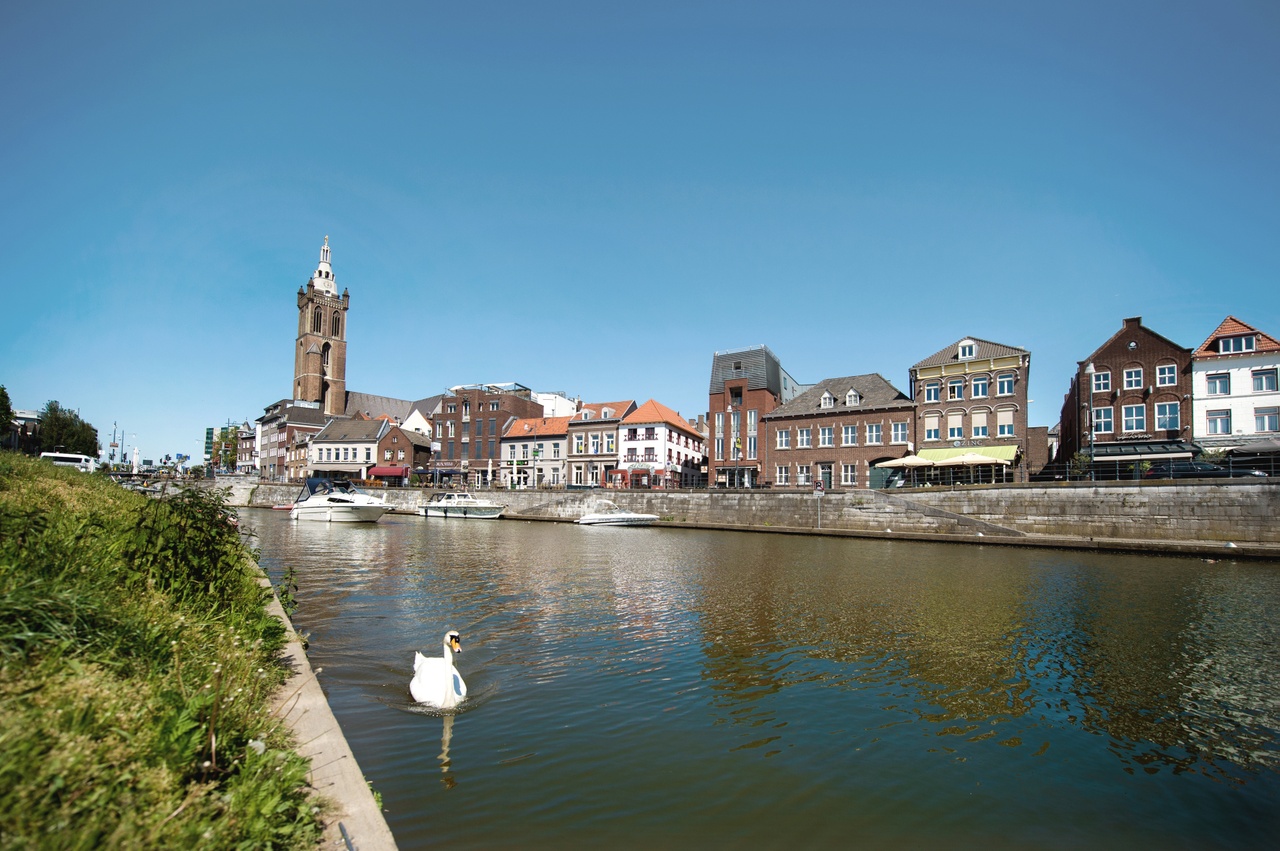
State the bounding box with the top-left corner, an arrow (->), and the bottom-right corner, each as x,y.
411,631 -> 467,709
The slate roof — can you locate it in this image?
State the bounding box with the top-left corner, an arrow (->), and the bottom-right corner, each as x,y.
912,337 -> 1030,370
312,418 -> 389,443
1193,316 -> 1280,358
570,400 -> 637,423
345,391 -> 414,422
764,374 -> 911,419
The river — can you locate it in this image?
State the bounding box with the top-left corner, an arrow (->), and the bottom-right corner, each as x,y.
243,509 -> 1280,850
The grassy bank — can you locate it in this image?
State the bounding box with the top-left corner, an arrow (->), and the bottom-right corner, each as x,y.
0,454 -> 322,849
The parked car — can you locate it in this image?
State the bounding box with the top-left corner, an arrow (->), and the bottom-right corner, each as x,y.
1143,460 -> 1268,480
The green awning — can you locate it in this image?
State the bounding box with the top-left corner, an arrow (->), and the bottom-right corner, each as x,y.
917,445 -> 1019,463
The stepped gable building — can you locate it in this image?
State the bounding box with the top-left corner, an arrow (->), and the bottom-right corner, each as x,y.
910,336 -> 1031,475
708,345 -> 807,488
430,383 -> 544,487
616,399 -> 706,489
294,236 -> 349,416
567,400 -> 637,488
763,374 -> 915,490
1057,316 -> 1195,474
1191,316 -> 1280,454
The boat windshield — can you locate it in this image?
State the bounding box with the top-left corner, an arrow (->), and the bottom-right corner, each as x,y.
297,479 -> 360,500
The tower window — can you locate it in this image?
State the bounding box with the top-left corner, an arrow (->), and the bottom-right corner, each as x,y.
332,311 -> 341,338
312,307 -> 322,333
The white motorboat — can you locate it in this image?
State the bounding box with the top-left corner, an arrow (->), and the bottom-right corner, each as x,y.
420,492 -> 505,519
290,479 -> 393,523
575,500 -> 659,527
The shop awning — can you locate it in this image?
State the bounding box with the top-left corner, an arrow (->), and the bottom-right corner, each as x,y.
917,445 -> 1019,463
1089,441 -> 1197,460
368,466 -> 409,477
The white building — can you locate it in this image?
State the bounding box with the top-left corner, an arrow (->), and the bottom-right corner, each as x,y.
615,399 -> 706,489
500,416 -> 571,488
1191,316 -> 1280,451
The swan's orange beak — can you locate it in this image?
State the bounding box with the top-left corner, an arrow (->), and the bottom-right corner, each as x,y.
450,636 -> 462,653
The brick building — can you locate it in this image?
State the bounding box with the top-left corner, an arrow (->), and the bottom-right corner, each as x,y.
707,345 -> 806,488
1057,316 -> 1195,476
294,236 -> 349,417
430,383 -> 544,487
762,374 -> 914,489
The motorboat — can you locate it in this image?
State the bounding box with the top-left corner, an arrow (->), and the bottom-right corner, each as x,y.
290,479 -> 393,523
575,500 -> 659,527
420,492 -> 506,520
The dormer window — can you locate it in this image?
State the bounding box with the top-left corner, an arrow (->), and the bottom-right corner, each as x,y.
1220,335 -> 1256,353
845,390 -> 860,406
820,392 -> 835,409
579,410 -> 593,420
958,339 -> 976,360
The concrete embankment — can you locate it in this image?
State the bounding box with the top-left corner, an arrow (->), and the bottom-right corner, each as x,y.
222,478 -> 1280,559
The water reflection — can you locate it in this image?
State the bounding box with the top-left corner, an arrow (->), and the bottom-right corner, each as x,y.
245,511 -> 1280,849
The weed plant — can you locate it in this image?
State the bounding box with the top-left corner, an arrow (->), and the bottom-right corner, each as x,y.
0,454 -> 322,849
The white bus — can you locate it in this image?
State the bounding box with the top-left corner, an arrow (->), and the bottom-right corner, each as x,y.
39,452 -> 98,472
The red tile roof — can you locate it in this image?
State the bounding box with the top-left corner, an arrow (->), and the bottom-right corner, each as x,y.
623,399 -> 701,439
1194,316 -> 1280,357
503,416 -> 572,438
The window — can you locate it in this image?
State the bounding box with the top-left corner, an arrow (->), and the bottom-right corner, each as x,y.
1156,402 -> 1180,430
1092,371 -> 1111,393
797,465 -> 811,486
747,435 -> 757,459
846,390 -> 860,406
1122,404 -> 1146,432
1254,369 -> 1278,393
842,425 -> 857,445
775,465 -> 789,486
397,449 -> 405,461
332,311 -> 341,338
971,410 -> 988,438
1220,335 -> 1256,353
1208,410 -> 1231,435
342,447 -> 349,461
841,463 -> 857,487
797,427 -> 812,448
747,409 -> 758,435
924,414 -> 940,442
997,373 -> 1015,396
866,424 -> 882,444
447,403 -> 457,414
714,438 -> 724,460
924,382 -> 940,403
947,412 -> 963,439
777,429 -> 790,449
892,422 -> 908,444
959,341 -> 975,359
1257,408 -> 1279,432
715,412 -> 724,436
311,307 -> 322,333
972,376 -> 989,398
574,434 -> 585,453
384,449 -> 392,460
1157,364 -> 1177,386
1093,407 -> 1113,434
1124,368 -> 1143,389
948,379 -> 964,401
606,433 -> 615,453
490,401 -> 499,411
820,393 -> 835,409
996,409 -> 1015,437
1207,373 -> 1230,395
819,426 -> 834,447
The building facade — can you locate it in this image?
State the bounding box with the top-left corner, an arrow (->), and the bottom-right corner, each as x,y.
616,399 -> 706,488
256,399 -> 327,482
762,374 -> 915,489
374,425 -> 434,480
566,401 -> 636,487
707,345 -> 806,488
500,416 -> 571,488
430,383 -> 544,487
910,337 -> 1031,475
308,418 -> 391,480
294,236 -> 350,417
1057,316 -> 1195,473
1191,316 -> 1280,452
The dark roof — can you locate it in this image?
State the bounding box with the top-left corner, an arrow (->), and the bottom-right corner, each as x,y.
345,391 -> 414,422
709,345 -> 788,395
312,419 -> 389,443
411,394 -> 444,417
764,374 -> 911,419
912,337 -> 1030,370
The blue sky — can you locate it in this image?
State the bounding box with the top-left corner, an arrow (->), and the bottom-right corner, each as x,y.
3,1 -> 1277,464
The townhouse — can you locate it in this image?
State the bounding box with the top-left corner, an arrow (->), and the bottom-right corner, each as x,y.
500,416 -> 572,487
373,424 -> 434,482
616,399 -> 706,488
255,399 -> 328,482
1191,317 -> 1280,454
763,374 -> 915,489
566,401 -> 636,488
308,417 -> 392,479
707,345 -> 806,488
431,383 -> 544,487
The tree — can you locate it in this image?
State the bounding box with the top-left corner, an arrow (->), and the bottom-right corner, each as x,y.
215,427 -> 238,471
36,400 -> 100,457
0,385 -> 14,450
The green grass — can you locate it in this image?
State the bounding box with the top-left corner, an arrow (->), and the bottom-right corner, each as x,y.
0,453 -> 323,849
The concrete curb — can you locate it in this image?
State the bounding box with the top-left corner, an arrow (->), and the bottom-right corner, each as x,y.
263,579 -> 399,850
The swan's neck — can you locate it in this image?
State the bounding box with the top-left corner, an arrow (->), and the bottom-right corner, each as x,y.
442,643 -> 453,665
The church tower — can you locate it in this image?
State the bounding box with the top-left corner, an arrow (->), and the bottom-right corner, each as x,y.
294,236 -> 349,416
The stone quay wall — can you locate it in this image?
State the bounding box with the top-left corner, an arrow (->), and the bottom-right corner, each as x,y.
221,479 -> 1280,549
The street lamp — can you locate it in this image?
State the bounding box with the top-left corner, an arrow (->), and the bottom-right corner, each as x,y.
1083,363 -> 1096,481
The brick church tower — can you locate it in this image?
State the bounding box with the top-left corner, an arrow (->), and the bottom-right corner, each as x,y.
294,236 -> 349,416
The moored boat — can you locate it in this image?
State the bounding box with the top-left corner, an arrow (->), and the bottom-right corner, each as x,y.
290,479 -> 392,523
420,491 -> 505,520
575,500 -> 659,527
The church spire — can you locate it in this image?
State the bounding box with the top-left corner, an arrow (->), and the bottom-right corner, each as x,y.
310,235 -> 337,295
